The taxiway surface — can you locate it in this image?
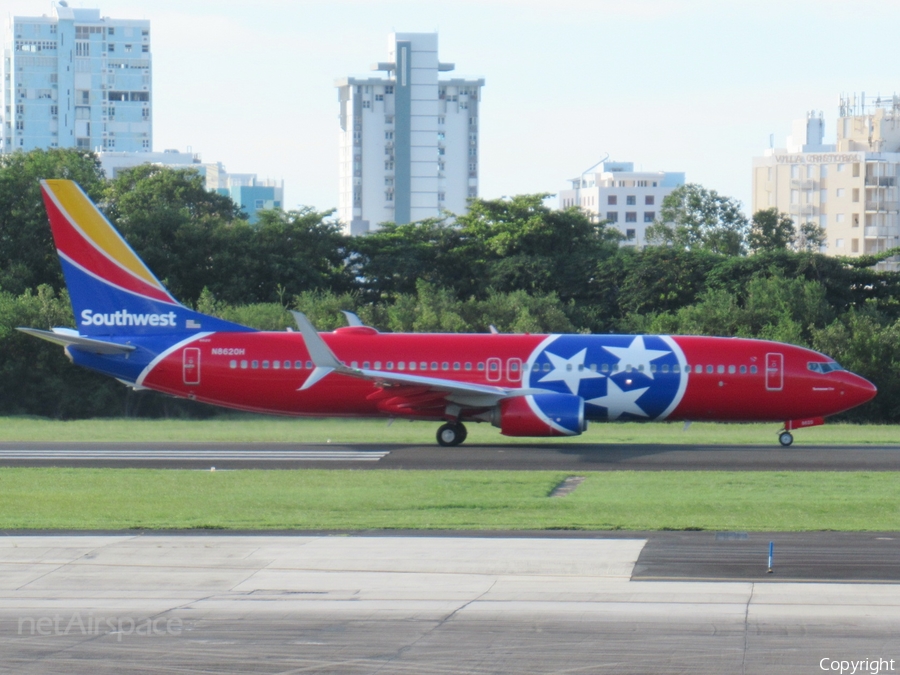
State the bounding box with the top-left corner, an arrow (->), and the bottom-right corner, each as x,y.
3,533 -> 900,674
1,441 -> 900,470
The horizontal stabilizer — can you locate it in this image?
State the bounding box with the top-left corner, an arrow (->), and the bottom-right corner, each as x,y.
17,327 -> 136,355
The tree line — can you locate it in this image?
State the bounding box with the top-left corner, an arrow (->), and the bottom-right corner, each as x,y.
2,148 -> 899,422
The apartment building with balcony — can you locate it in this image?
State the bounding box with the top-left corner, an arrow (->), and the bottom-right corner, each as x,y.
752,96 -> 900,268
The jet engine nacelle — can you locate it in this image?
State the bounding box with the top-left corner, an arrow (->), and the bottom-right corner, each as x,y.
494,394 -> 587,437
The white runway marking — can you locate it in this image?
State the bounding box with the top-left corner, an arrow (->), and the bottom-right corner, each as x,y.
0,448 -> 389,461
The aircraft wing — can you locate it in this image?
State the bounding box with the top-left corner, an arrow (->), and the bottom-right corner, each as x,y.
291,312 -> 547,408
17,327 -> 136,355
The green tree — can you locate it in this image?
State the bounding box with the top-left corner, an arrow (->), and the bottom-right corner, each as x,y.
646,183 -> 748,256
748,208 -> 794,253
797,221 -> 827,253
216,208 -> 351,304
454,194 -> 622,302
0,149 -> 106,294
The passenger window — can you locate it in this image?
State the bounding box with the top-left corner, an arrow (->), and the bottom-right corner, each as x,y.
351,361 -> 358,368
489,361 -> 498,371
750,365 -> 758,374
638,364 -> 645,372
589,364 -> 597,372
306,361 -> 313,369
672,365 -> 680,373
294,361 -> 302,369
230,360 -> 237,369
252,360 -> 259,369
465,363 -> 472,371
453,362 -> 461,370
262,360 -> 270,369
650,364 -> 656,373
478,363 -> 485,371
740,365 -> 747,374
374,361 -> 381,369
706,365 -> 713,374
284,360 -> 291,369
363,361 -> 370,369
728,365 -> 735,374
387,361 -> 394,370
717,365 -> 724,374
661,364 -> 669,373
399,362 -> 406,370
241,360 -> 248,369
601,363 -> 609,373
273,360 -> 280,369
430,362 -> 438,370
442,362 -> 449,370
509,362 -> 519,372
420,362 -> 427,370
543,363 -> 551,372
612,363 -> 619,372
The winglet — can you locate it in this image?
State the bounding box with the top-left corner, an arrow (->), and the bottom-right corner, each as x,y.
341,310 -> 364,327
291,311 -> 349,390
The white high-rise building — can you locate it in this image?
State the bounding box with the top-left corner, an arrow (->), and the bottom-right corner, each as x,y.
336,32 -> 484,235
752,95 -> 900,268
1,3 -> 151,154
559,161 -> 685,247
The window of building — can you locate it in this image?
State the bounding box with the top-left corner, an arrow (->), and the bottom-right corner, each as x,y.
644,212 -> 655,223
645,195 -> 654,205
853,163 -> 860,177
606,212 -> 618,223
807,165 -> 816,179
626,195 -> 636,205
836,188 -> 845,198
254,199 -> 264,209
385,191 -> 393,201
385,86 -> 393,94
852,214 -> 859,227
625,212 -> 637,222
626,229 -> 635,240
791,165 -> 800,179
375,94 -> 383,101
438,116 -> 445,125
125,44 -> 132,52
142,45 -> 148,53
852,188 -> 859,202
438,192 -> 445,202
607,195 -> 617,205
851,239 -> 859,253
835,238 -> 844,248
820,189 -> 827,203
108,27 -> 115,35
362,101 -> 371,109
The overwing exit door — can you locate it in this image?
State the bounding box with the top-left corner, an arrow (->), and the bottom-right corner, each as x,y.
765,352 -> 783,391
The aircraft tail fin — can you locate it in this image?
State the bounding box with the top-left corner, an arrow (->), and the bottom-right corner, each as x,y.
40,179 -> 251,336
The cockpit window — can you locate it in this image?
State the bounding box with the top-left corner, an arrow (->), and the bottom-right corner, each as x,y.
808,361 -> 844,374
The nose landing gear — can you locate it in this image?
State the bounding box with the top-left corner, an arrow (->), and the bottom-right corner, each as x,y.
437,422 -> 467,447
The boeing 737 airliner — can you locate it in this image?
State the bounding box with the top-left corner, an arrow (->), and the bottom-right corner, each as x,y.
19,180 -> 877,446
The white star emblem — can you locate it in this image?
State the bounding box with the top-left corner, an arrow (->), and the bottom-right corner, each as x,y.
602,336 -> 670,379
538,348 -> 604,395
587,378 -> 649,420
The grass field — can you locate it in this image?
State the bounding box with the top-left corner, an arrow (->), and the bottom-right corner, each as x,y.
1,468 -> 898,531
0,416 -> 897,445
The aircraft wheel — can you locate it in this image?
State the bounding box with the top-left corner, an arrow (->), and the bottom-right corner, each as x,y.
437,422 -> 466,447
778,431 -> 794,447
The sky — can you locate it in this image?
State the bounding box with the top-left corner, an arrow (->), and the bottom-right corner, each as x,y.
6,0 -> 900,215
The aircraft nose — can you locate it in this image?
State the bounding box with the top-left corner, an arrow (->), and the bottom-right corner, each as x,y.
839,372 -> 877,409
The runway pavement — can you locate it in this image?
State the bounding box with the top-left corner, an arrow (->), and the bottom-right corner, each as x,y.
2,441 -> 900,470
3,533 -> 900,674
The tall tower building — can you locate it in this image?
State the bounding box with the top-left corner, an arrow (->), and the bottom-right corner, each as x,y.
1,3 -> 151,154
336,32 -> 484,235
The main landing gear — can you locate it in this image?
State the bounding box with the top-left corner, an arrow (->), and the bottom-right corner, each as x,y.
778,431 -> 794,447
437,422 -> 468,447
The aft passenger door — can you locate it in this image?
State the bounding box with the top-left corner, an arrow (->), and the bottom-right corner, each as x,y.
183,348 -> 201,385
765,352 -> 783,391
